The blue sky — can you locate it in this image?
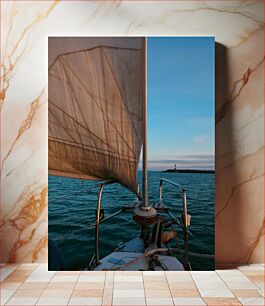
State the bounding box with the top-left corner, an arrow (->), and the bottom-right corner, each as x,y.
144,37 -> 215,171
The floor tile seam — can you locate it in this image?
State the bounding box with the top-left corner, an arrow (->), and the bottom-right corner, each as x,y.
4,296 -> 40,306
2,287 -> 17,301
69,274 -> 79,300
5,266 -> 22,280
73,271 -> 81,290
231,288 -> 245,306
51,273 -> 76,305
101,268 -> 112,306
143,285 -> 147,306
164,268 -> 174,305
190,272 -> 202,294
1,289 -> 15,306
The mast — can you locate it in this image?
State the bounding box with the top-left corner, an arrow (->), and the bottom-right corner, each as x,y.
142,37 -> 149,207
134,38 -> 157,226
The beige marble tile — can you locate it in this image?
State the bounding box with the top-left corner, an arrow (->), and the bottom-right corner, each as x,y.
168,282 -> 197,290
173,297 -> 206,305
9,269 -> 33,276
191,271 -> 217,277
194,280 -> 228,290
50,275 -> 78,283
71,289 -> 103,297
25,276 -> 54,283
79,271 -> 106,275
166,275 -> 193,283
145,290 -> 172,298
0,289 -> 16,299
237,264 -> 264,271
225,282 -> 258,290
6,297 -> 39,305
232,289 -> 262,298
78,275 -> 105,283
144,282 -> 169,290
55,271 -> 80,276
3,274 -> 29,283
238,297 -> 265,305
1,264 -> 265,304
113,289 -> 145,298
0,266 -> 19,282
68,297 -> 102,305
114,271 -> 142,276
144,271 -> 165,276
0,282 -> 22,290
170,289 -> 200,297
102,289 -> 112,306
199,289 -> 234,297
74,282 -> 104,290
114,275 -> 143,283
146,297 -> 174,305
216,269 -> 245,276
143,276 -> 167,282
1,297 -> 9,305
0,289 -> 15,304
114,282 -> 144,290
45,282 -> 76,290
37,298 -> 69,305
241,270 -> 264,276
112,296 -> 146,305
40,289 -> 72,298
12,289 -> 44,298
18,264 -> 39,270
254,282 -> 264,290
258,290 -> 264,297
203,297 -> 241,305
219,275 -> 251,282
246,275 -> 264,283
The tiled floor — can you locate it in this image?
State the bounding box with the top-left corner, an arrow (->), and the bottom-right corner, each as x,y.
0,264 -> 264,305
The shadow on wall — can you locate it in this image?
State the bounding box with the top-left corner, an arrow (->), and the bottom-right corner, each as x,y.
215,43 -> 238,265
215,39 -> 264,264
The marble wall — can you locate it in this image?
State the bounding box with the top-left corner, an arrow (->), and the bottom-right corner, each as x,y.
215,27 -> 264,263
1,1 -> 264,264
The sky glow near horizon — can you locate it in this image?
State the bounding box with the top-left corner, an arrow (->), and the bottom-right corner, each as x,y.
142,37 -> 215,171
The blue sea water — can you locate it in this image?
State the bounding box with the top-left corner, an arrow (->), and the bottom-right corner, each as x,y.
48,171 -> 214,271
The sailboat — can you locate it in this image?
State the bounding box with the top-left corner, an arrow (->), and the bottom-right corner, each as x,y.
48,37 -> 192,271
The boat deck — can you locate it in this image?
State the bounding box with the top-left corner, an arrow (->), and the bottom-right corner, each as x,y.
94,252 -> 184,271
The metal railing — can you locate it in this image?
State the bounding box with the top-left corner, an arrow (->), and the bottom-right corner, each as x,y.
159,178 -> 191,270
91,178 -> 191,269
91,180 -> 140,268
94,180 -> 117,265
159,178 -> 188,229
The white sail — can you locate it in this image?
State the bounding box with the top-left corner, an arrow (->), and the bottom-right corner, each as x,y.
48,37 -> 145,192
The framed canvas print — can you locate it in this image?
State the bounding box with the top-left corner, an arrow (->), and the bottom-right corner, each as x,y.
48,36 -> 214,271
